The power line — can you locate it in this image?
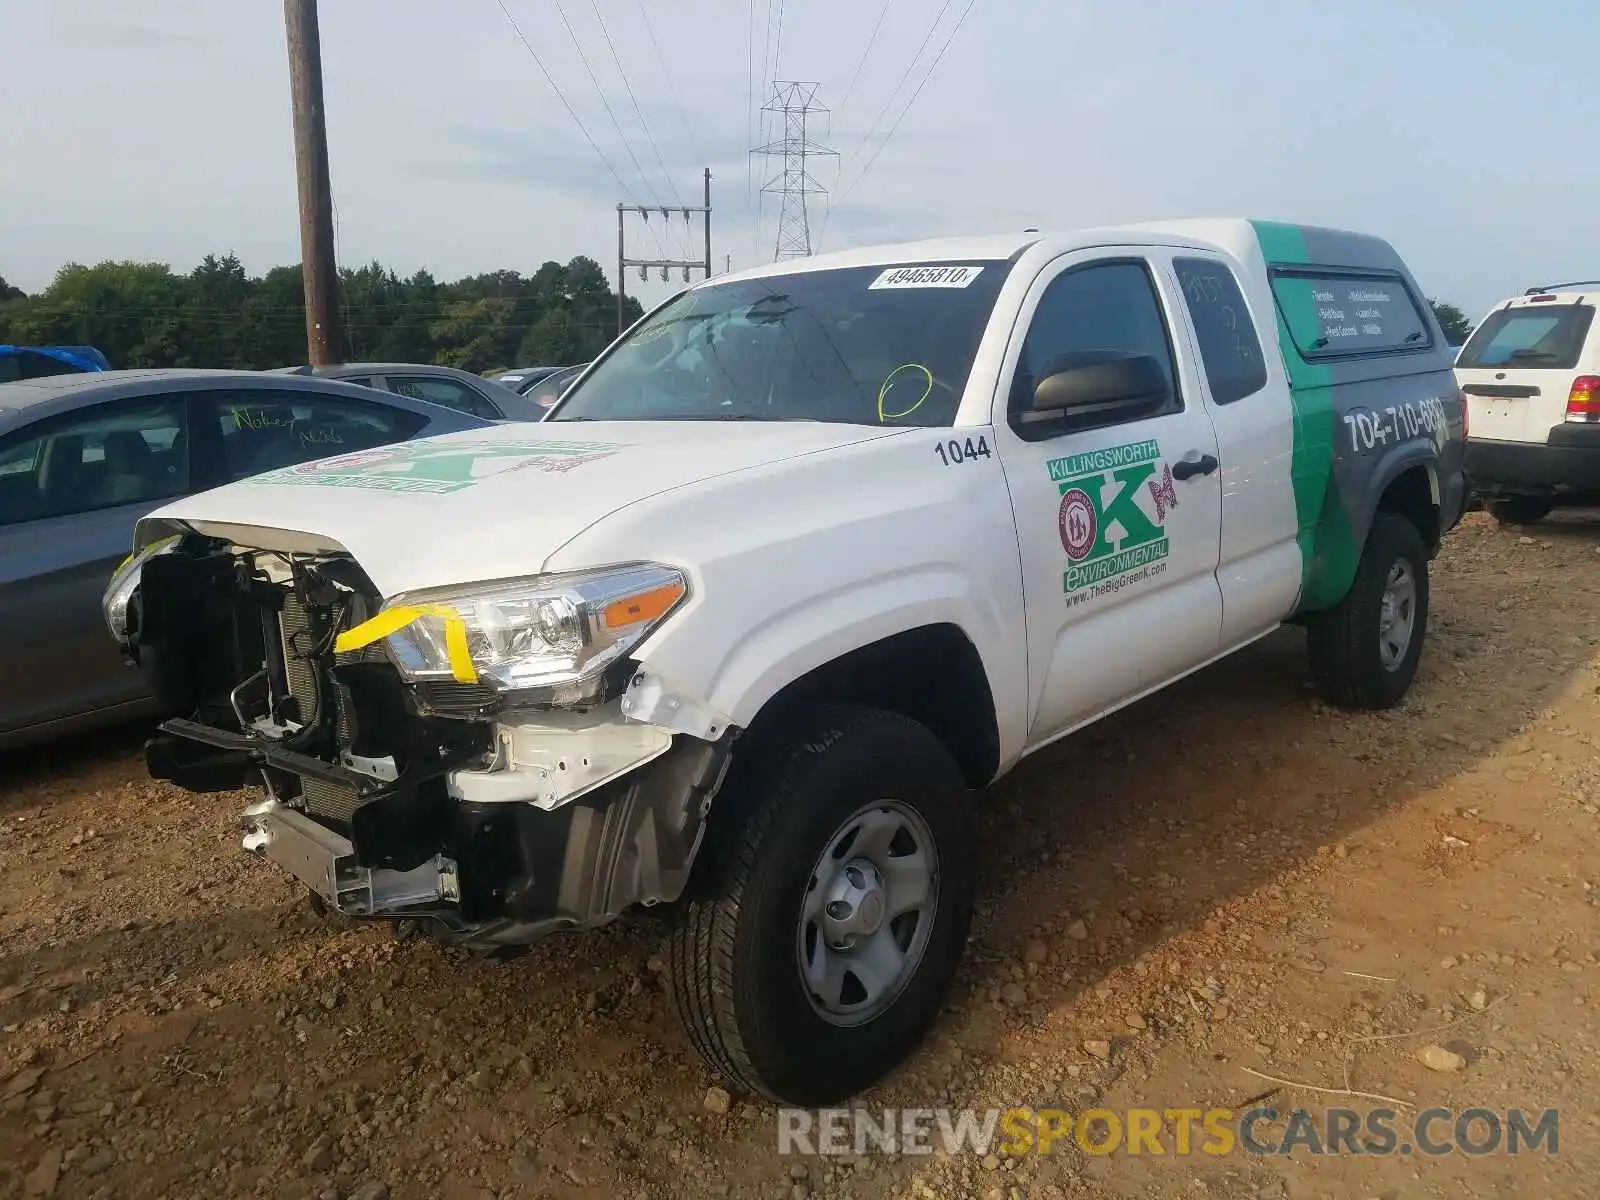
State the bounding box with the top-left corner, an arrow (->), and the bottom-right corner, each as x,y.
772,0 -> 787,81
545,0 -> 670,258
753,0 -> 779,256
835,0 -> 893,121
759,0 -> 777,105
634,0 -> 699,161
744,0 -> 757,257
587,0 -> 684,211
489,0 -> 640,209
827,0 -> 979,235
834,0 -> 955,187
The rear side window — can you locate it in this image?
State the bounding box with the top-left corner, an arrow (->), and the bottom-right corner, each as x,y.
205,390 -> 426,483
387,376 -> 502,419
1270,270 -> 1431,359
1456,304 -> 1594,370
1174,257 -> 1267,404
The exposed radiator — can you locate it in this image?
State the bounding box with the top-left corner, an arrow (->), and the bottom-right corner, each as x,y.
279,590 -> 321,720
277,588 -> 381,825
300,776 -> 364,824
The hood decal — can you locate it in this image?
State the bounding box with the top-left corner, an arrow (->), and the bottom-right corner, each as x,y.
252,437 -> 627,495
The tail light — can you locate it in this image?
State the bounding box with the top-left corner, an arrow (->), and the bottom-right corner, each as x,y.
1566,376 -> 1600,422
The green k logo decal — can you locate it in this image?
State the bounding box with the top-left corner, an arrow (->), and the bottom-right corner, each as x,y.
1048,439 -> 1174,593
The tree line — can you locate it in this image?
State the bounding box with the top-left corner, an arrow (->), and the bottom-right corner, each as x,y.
0,254 -> 645,374
1429,301 -> 1473,345
0,255 -> 1478,375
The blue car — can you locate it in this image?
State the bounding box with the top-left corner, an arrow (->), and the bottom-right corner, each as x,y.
0,344 -> 112,382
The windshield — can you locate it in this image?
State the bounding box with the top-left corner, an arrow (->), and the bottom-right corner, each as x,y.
548,261 -> 1012,426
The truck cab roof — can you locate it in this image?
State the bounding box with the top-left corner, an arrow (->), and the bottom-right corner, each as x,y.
713,219 -> 1409,288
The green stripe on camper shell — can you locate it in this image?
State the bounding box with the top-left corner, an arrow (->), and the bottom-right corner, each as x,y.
1249,220 -> 1361,613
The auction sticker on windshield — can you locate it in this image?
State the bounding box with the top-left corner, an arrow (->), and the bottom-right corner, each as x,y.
868,265 -> 986,290
252,438 -> 626,495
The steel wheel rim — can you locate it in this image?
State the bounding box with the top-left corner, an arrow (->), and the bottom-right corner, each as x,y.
1378,559 -> 1417,671
796,799 -> 940,1028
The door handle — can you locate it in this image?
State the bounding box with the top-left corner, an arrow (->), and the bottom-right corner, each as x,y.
1171,453 -> 1219,481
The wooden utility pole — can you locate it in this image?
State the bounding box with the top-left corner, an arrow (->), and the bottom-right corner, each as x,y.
284,0 -> 343,365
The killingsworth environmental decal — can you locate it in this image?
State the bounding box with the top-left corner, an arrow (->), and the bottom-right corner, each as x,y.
1047,439 -> 1177,593
252,438 -> 625,494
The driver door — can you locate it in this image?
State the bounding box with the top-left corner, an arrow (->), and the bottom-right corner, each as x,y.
994,250 -> 1225,747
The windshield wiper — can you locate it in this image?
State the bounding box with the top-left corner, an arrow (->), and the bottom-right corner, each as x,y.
647,413 -> 824,422
556,412 -> 828,423
715,413 -> 821,421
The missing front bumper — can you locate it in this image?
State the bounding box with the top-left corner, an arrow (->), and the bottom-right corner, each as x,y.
227,732 -> 734,944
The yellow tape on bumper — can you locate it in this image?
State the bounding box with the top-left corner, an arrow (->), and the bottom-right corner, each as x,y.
334,604 -> 479,684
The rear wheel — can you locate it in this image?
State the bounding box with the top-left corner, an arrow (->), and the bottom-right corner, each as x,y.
668,704 -> 976,1105
1307,512 -> 1430,710
1486,496 -> 1552,525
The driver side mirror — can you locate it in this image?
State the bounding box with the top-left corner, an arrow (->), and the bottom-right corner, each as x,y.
1030,350 -> 1171,423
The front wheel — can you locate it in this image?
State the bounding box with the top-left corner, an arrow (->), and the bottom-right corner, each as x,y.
668,704 -> 976,1105
1306,512 -> 1430,710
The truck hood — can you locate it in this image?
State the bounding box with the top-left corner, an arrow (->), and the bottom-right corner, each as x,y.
143,420 -> 907,596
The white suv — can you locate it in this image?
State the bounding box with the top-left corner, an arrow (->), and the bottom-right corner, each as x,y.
1458,283 -> 1600,523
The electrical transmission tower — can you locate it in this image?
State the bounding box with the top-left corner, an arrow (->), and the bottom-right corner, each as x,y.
752,82 -> 837,261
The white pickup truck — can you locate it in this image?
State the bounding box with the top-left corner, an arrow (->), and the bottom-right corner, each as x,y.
107,219 -> 1466,1105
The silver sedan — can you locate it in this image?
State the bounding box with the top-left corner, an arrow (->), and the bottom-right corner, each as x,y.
0,368 -> 491,750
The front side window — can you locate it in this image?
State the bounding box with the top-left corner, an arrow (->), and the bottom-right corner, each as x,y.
0,396 -> 189,526
1271,270 -> 1431,359
207,390 -> 425,483
1009,260 -> 1182,435
1174,257 -> 1268,404
549,261 -> 1013,427
1456,304 -> 1595,370
388,376 -> 500,419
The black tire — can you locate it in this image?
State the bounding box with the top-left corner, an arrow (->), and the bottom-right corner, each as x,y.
1306,511 -> 1430,710
668,703 -> 976,1105
1485,496 -> 1552,525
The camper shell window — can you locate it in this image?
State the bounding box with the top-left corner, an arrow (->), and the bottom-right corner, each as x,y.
1270,269 -> 1433,361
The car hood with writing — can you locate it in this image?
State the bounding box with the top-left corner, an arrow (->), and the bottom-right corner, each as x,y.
141,420 -> 907,596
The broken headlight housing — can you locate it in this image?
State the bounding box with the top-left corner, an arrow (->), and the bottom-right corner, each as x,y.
374,564 -> 688,706
102,534 -> 183,646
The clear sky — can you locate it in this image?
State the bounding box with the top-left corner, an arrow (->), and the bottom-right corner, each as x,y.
1,0 -> 1591,320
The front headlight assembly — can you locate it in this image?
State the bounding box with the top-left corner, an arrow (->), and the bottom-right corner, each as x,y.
102,535 -> 183,646
338,564 -> 688,707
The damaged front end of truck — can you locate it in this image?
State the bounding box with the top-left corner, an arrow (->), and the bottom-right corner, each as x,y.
104,527 -> 733,951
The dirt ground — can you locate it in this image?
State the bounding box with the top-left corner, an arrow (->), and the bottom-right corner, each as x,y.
3,510 -> 1600,1200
